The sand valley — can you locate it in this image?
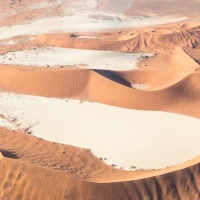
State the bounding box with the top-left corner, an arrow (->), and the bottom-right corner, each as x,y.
0,0 -> 200,199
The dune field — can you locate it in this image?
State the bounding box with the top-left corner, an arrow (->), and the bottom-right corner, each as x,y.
0,0 -> 200,199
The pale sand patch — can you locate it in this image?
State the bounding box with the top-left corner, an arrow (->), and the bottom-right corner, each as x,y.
1,92 -> 200,170
0,39 -> 16,45
78,36 -> 99,39
0,118 -> 16,131
0,47 -> 152,71
132,84 -> 150,90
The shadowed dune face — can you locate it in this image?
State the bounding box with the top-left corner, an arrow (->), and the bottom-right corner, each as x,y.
0,150 -> 18,159
183,46 -> 200,64
0,0 -> 200,199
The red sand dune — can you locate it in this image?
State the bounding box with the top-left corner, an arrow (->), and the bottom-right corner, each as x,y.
0,4 -> 200,198
1,131 -> 200,199
0,58 -> 199,118
36,22 -> 200,54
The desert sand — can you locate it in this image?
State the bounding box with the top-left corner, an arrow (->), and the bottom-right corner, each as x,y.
0,0 -> 200,199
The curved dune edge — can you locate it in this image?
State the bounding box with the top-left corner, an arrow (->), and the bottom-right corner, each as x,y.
109,47 -> 199,91
1,127 -> 200,184
0,128 -> 200,183
0,64 -> 200,118
0,2 -> 200,199
35,22 -> 200,54
2,143 -> 200,199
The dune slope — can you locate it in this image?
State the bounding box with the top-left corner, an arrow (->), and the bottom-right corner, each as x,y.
0,1 -> 200,199
35,23 -> 200,54
0,64 -> 200,118
1,152 -> 200,200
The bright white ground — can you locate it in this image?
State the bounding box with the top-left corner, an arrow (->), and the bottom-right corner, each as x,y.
0,47 -> 152,71
0,118 -> 16,130
132,84 -> 150,90
1,92 -> 200,170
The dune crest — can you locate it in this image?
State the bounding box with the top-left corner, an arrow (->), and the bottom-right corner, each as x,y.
35,23 -> 200,54
1,149 -> 200,199
0,1 -> 200,199
0,61 -> 200,118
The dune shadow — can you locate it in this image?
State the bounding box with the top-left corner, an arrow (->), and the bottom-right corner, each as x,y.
93,69 -> 132,88
0,149 -> 18,159
193,58 -> 200,65
183,47 -> 200,65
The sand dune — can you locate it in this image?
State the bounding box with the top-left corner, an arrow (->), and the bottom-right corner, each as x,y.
0,127 -> 131,182
0,63 -> 200,118
34,23 -> 200,55
2,152 -> 200,199
0,154 -> 85,200
0,0 -> 200,199
103,24 -> 200,53
183,46 -> 200,64
2,126 -> 200,184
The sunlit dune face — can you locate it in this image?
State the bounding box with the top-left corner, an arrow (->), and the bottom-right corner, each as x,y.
0,0 -> 200,199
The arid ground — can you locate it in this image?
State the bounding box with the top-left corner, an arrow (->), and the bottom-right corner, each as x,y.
0,0 -> 200,199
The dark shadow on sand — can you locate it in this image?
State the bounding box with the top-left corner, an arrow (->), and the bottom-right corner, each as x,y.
93,69 -> 132,88
0,149 -> 19,159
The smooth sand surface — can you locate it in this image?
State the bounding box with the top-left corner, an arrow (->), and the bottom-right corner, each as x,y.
1,92 -> 200,170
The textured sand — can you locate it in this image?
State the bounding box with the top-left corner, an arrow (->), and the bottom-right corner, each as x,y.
2,145 -> 200,199
0,0 -> 200,199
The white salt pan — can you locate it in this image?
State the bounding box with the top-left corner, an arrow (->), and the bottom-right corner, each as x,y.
0,47 -> 152,71
1,92 -> 200,170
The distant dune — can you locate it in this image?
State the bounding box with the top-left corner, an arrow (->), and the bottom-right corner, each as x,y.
131,0 -> 200,16
35,23 -> 200,54
0,0 -> 200,199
